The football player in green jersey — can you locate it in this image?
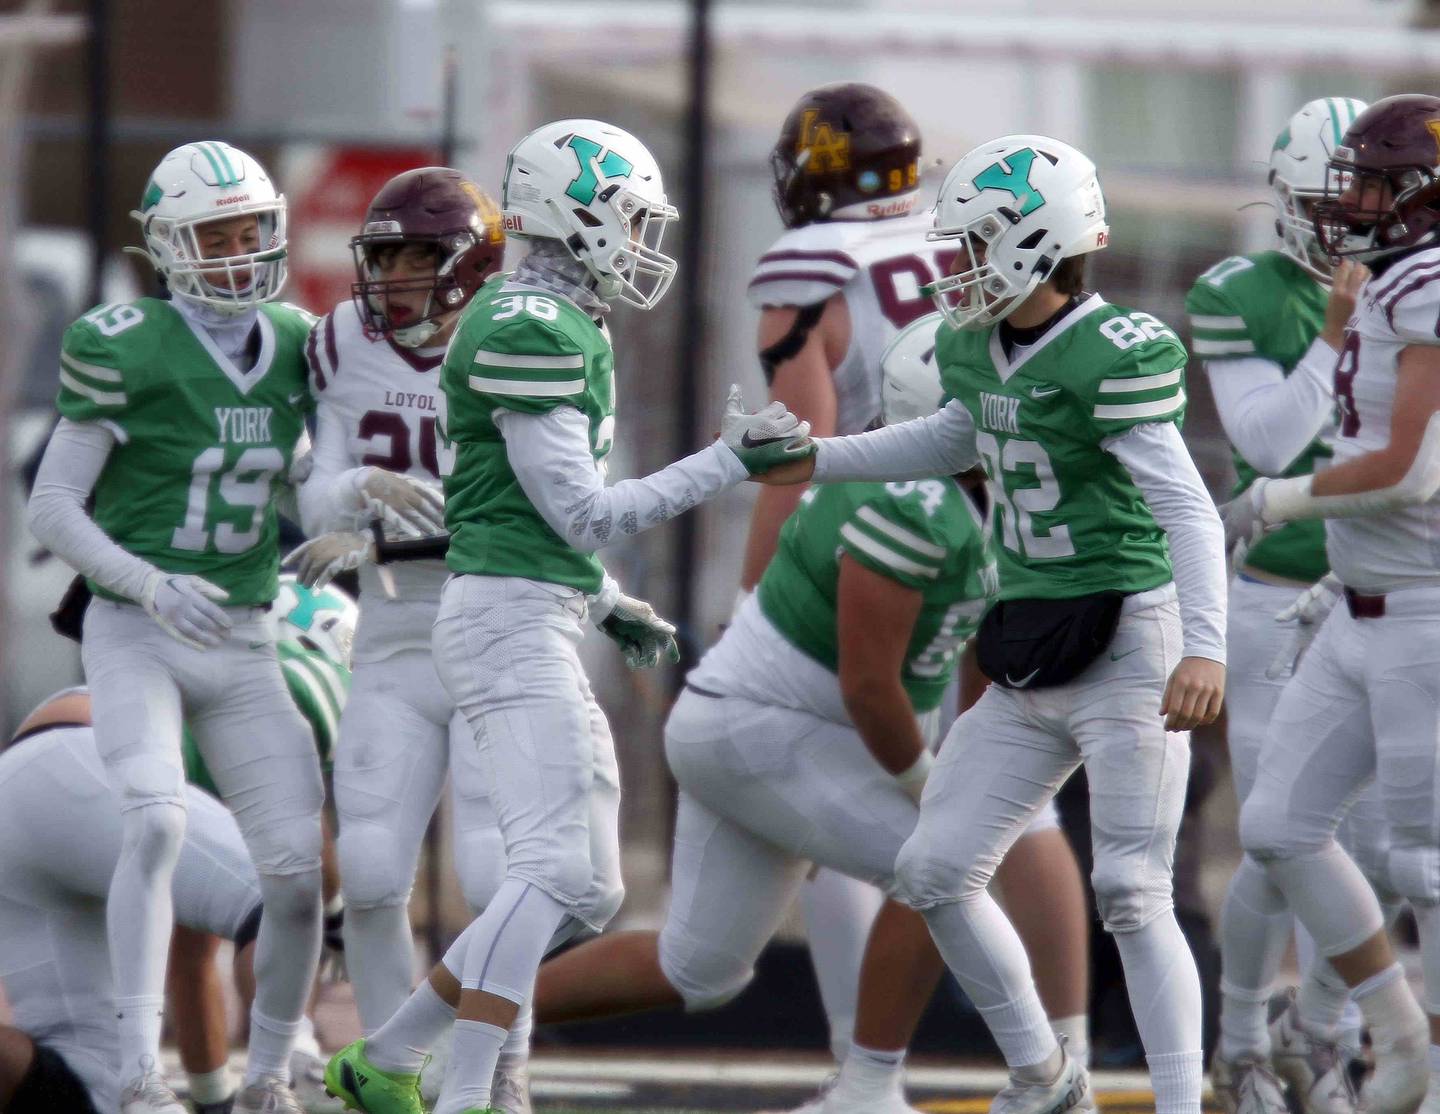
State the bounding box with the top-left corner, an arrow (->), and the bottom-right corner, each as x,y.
23,142 -> 393,1114
1187,98 -> 1379,1114
324,119 -> 812,1114
763,135 -> 1227,1114
528,312 -> 1087,1114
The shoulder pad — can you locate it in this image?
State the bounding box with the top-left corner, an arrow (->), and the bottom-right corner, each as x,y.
1365,246 -> 1440,344
748,223 -> 860,309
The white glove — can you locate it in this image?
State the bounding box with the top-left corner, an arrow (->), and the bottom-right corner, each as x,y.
894,749 -> 933,806
285,532 -> 377,591
1265,572 -> 1343,680
589,579 -> 680,670
140,570 -> 232,650
1219,478 -> 1275,575
719,384 -> 815,475
354,468 -> 446,538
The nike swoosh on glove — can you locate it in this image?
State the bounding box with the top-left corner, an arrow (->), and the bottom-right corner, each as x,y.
284,532 -> 376,591
141,571 -> 232,650
356,468 -> 446,537
720,384 -> 816,475
1265,572 -> 1342,679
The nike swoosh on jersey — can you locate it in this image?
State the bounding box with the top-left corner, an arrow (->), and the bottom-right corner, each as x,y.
1005,668 -> 1042,687
1030,385 -> 1062,398
288,392 -> 306,405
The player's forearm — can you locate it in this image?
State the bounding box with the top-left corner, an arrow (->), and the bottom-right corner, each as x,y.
1206,342 -> 1336,475
1106,422 -> 1227,663
740,482 -> 809,589
812,400 -> 978,483
1262,417 -> 1440,520
296,407 -> 369,534
26,418 -> 156,602
842,675 -> 928,775
498,407 -> 748,553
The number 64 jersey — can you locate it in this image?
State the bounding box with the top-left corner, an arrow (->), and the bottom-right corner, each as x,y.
57,297 -> 314,607
748,212 -> 955,434
1329,245 -> 1440,591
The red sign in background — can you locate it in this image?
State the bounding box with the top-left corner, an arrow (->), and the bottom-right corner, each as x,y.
286,146 -> 440,315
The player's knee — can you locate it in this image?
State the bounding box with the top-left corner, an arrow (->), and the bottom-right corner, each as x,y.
113,753 -> 186,813
257,867 -> 322,926
578,878 -> 626,934
657,923 -> 753,1012
337,825 -> 411,909
248,813 -> 323,877
1388,844 -> 1440,907
1091,855 -> 1171,932
893,832 -> 989,910
454,829 -> 507,914
1238,793 -> 1321,862
121,799 -> 188,874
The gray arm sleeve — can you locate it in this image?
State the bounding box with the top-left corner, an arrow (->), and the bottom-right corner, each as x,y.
811,399 -> 979,482
495,406 -> 749,553
297,404 -> 367,535
1205,340 -> 1336,476
26,418 -> 156,602
1104,421 -> 1227,664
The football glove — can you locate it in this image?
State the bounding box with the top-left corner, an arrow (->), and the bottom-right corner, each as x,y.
1219,478 -> 1275,575
589,580 -> 680,670
720,384 -> 815,475
285,531 -> 375,591
355,468 -> 446,537
141,571 -> 231,650
1266,573 -> 1343,680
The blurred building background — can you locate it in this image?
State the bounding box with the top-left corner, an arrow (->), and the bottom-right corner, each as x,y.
3,0 -> 1440,1061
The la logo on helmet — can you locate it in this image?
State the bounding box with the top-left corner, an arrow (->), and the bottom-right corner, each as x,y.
564,136 -> 633,205
797,109 -> 851,173
972,148 -> 1047,216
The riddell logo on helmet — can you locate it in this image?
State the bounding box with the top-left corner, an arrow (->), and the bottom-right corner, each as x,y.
215,194 -> 251,206
503,214 -> 525,232
1096,230 -> 1110,247
866,198 -> 915,219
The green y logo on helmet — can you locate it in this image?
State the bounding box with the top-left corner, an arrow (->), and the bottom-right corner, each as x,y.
1273,126 -> 1293,153
140,179 -> 164,212
565,136 -> 633,206
972,148 -> 1046,216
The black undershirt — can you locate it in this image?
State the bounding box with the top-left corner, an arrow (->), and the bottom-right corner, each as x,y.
997,293 -> 1085,360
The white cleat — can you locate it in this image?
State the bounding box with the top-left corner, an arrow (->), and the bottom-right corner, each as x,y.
1210,1052 -> 1289,1114
755,1072 -> 927,1114
419,1025 -> 452,1109
233,1077 -> 306,1113
119,1060 -> 187,1114
287,1045 -> 345,1114
991,1049 -> 1095,1114
492,1059 -> 533,1114
1267,991 -> 1358,1114
1361,1037 -> 1428,1114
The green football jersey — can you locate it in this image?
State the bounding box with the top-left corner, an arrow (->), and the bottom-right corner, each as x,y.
183,640 -> 350,797
937,295 -> 1187,601
1186,250 -> 1331,582
439,281 -> 614,593
56,298 -> 315,607
757,479 -> 998,713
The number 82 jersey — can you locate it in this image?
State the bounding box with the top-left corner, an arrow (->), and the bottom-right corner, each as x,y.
56,297 -> 314,606
937,294 -> 1188,600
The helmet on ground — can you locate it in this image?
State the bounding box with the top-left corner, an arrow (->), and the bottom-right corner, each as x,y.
274,575 -> 359,668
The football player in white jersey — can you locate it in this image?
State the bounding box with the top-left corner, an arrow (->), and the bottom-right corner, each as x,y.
741,83 -> 1092,1081
1223,93 -> 1440,1114
0,688 -> 263,1114
291,167 -> 508,1043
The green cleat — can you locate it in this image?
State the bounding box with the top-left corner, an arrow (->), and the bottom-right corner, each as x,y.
323,1040 -> 425,1114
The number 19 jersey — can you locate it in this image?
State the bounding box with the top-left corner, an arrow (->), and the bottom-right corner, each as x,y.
56,298 -> 314,606
937,294 -> 1188,600
440,281 -> 615,593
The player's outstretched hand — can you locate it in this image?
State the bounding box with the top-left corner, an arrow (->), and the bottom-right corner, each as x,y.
357,468 -> 446,537
720,384 -> 816,477
1160,656 -> 1225,732
1219,478 -> 1272,575
1265,572 -> 1342,679
589,580 -> 680,670
1321,260 -> 1369,351
285,531 -> 376,590
141,571 -> 232,650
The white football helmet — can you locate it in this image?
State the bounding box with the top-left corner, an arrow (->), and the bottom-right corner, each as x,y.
273,575 -> 359,668
927,135 -> 1108,330
881,311 -> 945,425
501,119 -> 678,310
129,141 -> 287,313
1269,97 -> 1368,282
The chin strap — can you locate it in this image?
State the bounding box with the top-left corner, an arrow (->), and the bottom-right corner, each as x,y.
758,302 -> 826,383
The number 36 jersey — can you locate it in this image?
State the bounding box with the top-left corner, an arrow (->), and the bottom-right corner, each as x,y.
56,298 -> 314,606
748,212 -> 955,434
1328,245 -> 1440,591
937,294 -> 1188,601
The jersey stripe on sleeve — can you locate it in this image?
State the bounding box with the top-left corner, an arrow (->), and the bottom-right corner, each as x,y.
59,352 -> 127,407
469,349 -> 586,397
839,505 -> 945,581
1094,368 -> 1186,421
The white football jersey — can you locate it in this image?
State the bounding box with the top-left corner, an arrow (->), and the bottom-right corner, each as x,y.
307,303 -> 448,662
748,213 -> 953,434
1327,245 -> 1440,591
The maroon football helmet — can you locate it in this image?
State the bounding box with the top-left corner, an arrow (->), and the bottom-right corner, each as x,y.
351,167 -> 505,346
1313,94 -> 1440,263
769,83 -> 922,228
